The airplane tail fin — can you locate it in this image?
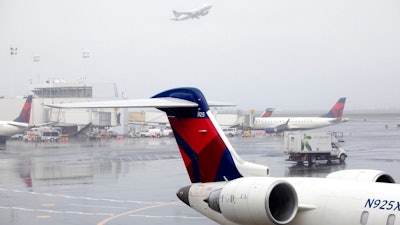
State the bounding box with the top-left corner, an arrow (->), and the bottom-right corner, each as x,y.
13,95 -> 32,123
152,88 -> 269,183
173,10 -> 181,18
261,108 -> 275,117
321,97 -> 346,118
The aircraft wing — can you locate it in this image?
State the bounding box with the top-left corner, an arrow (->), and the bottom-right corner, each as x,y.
341,117 -> 350,122
177,11 -> 193,16
46,97 -> 234,109
29,121 -> 59,128
274,123 -> 291,132
276,118 -> 291,130
265,118 -> 291,133
7,121 -> 29,128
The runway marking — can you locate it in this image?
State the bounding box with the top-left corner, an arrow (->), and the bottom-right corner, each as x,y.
12,207 -> 34,212
128,214 -> 205,219
37,215 -> 51,219
97,201 -> 180,225
70,204 -> 126,209
1,205 -> 205,220
0,188 -> 168,204
0,189 -> 202,221
42,203 -> 55,207
0,206 -> 114,216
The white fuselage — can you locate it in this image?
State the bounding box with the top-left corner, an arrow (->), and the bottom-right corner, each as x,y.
191,5 -> 211,16
186,177 -> 400,225
253,117 -> 339,131
0,121 -> 29,137
173,4 -> 212,21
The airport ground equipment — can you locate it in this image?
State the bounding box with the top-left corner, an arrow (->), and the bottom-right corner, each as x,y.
23,126 -> 61,142
222,127 -> 239,137
284,131 -> 347,165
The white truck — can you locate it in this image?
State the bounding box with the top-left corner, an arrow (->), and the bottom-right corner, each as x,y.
284,131 -> 347,165
40,127 -> 61,142
23,127 -> 61,142
140,128 -> 174,137
222,128 -> 239,137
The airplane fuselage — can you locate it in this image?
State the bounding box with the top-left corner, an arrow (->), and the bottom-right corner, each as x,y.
182,176 -> 400,225
253,117 -> 340,132
0,121 -> 28,136
172,4 -> 212,21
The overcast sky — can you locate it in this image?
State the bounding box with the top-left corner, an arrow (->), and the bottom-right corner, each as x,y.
1,0 -> 399,112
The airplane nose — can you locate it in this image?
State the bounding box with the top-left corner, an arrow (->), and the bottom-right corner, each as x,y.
176,185 -> 191,206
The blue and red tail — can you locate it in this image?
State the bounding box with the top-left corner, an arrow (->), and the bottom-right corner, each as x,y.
152,88 -> 268,183
321,97 -> 346,119
13,95 -> 32,123
261,108 -> 275,117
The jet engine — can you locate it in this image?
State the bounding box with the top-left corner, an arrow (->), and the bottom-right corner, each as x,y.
265,127 -> 278,134
326,169 -> 395,183
206,177 -> 298,225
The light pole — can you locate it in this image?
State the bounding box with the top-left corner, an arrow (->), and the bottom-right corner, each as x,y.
81,49 -> 90,82
10,46 -> 18,96
10,47 -> 18,55
33,55 -> 40,84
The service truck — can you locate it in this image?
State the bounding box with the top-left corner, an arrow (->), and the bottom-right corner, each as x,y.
23,127 -> 60,142
284,131 -> 347,165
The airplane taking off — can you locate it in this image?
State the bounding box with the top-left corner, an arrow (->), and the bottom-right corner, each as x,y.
253,97 -> 348,133
49,88 -> 400,225
0,95 -> 32,145
172,4 -> 212,21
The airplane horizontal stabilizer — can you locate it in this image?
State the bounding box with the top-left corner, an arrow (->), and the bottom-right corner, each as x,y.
7,121 -> 29,128
46,97 -> 234,109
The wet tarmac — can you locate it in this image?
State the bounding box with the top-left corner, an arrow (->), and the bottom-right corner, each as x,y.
0,113 -> 399,225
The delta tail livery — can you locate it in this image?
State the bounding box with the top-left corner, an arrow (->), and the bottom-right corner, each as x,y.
0,95 -> 32,144
253,97 -> 347,133
261,108 -> 275,118
0,96 -> 57,145
49,88 -> 399,225
172,4 -> 212,21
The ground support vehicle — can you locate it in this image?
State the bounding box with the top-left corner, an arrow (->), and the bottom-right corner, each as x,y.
284,131 -> 347,165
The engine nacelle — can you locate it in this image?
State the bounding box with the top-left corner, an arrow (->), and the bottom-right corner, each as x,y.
201,11 -> 209,16
265,127 -> 278,134
206,177 -> 298,225
326,169 -> 395,183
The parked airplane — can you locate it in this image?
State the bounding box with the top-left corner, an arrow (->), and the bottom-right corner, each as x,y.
48,88 -> 398,225
0,95 -> 32,145
172,4 -> 212,21
0,96 -> 58,145
253,97 -> 347,133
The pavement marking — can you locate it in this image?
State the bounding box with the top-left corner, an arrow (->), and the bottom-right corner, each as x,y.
97,201 -> 180,225
41,203 -> 55,207
37,215 -> 51,219
0,188 -> 166,204
70,204 -> 126,209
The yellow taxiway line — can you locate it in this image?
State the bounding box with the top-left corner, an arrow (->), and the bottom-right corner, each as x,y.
97,201 -> 180,225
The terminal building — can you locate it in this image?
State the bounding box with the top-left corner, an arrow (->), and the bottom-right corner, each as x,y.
0,81 -> 125,137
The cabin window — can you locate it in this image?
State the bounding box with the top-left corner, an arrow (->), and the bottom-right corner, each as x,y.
360,211 -> 369,225
387,214 -> 395,225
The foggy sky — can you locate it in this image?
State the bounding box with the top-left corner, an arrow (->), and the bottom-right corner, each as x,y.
1,0 -> 399,112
